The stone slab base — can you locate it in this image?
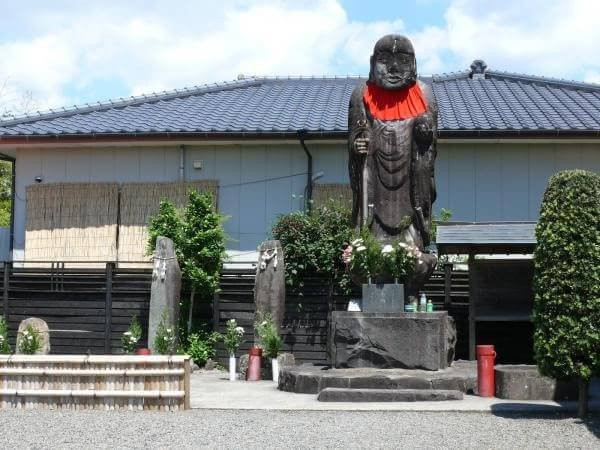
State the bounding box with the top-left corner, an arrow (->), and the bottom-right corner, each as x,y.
495,365 -> 578,401
279,360 -> 476,394
317,388 -> 463,402
329,311 -> 456,371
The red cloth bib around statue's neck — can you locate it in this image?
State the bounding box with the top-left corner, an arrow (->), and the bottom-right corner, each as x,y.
363,81 -> 427,121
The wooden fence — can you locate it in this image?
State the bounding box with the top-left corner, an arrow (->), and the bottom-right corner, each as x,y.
0,262 -> 473,363
1,262 -> 152,354
0,355 -> 191,410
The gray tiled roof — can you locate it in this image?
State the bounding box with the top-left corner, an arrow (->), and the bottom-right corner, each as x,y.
1,66 -> 600,138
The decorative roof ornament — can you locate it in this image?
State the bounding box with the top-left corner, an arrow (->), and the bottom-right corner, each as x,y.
470,60 -> 488,80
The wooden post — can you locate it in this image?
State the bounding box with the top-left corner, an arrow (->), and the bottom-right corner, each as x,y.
468,252 -> 476,360
104,262 -> 115,354
183,357 -> 191,410
212,291 -> 220,331
444,262 -> 452,309
3,262 -> 10,321
578,377 -> 589,418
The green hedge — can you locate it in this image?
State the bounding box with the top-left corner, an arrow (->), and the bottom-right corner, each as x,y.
533,170 -> 600,380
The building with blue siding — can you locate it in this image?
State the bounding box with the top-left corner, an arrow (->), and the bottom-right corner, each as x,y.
0,61 -> 598,262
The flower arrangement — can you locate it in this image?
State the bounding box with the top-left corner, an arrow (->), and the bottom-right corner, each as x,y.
122,315 -> 142,354
254,312 -> 283,359
18,324 -> 42,355
223,319 -> 245,357
0,316 -> 10,354
154,310 -> 177,355
343,228 -> 420,284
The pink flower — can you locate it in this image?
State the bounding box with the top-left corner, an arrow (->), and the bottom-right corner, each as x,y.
342,245 -> 354,265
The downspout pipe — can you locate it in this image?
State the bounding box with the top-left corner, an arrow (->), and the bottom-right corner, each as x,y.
179,145 -> 186,181
298,130 -> 313,212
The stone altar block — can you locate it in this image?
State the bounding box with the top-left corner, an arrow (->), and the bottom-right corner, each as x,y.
329,311 -> 456,371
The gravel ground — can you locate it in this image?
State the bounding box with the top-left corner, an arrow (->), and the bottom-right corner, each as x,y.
0,410 -> 598,449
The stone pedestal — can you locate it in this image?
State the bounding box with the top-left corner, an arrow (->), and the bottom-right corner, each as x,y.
148,236 -> 181,352
329,311 -> 456,371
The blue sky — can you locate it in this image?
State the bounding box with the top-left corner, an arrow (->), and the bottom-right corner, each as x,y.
1,0 -> 598,115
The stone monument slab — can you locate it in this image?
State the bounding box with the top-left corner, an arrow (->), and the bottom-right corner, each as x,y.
148,236 -> 181,352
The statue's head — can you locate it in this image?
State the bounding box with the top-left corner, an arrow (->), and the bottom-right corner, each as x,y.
369,34 -> 417,90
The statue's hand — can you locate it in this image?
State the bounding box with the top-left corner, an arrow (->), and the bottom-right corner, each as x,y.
354,137 -> 369,155
414,115 -> 433,147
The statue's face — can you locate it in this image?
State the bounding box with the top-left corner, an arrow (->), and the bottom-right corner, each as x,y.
372,50 -> 416,90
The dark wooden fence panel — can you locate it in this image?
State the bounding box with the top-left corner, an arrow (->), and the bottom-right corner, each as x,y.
0,263 -> 152,355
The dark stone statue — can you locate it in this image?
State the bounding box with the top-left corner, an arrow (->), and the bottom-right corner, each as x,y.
348,34 -> 438,296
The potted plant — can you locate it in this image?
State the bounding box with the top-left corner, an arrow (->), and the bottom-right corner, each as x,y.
223,319 -> 244,381
122,315 -> 143,354
255,313 -> 283,383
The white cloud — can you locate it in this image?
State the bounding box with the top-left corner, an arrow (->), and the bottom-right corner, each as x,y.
0,0 -> 599,114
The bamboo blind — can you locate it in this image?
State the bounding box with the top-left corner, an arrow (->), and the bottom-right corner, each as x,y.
0,355 -> 191,411
117,181 -> 218,262
25,183 -> 119,262
312,183 -> 353,209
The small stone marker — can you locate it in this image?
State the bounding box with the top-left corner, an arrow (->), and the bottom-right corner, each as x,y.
148,236 -> 182,352
254,240 -> 285,333
16,317 -> 50,354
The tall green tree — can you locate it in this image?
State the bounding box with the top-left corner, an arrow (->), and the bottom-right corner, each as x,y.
148,190 -> 226,334
533,169 -> 600,418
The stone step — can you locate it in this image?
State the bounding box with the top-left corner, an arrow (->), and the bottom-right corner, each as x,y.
317,388 -> 463,402
279,361 -> 477,394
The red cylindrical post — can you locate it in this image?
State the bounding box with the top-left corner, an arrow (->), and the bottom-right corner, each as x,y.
476,344 -> 496,397
246,346 -> 263,381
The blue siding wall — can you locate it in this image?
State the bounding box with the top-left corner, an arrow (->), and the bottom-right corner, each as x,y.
13,141 -> 600,256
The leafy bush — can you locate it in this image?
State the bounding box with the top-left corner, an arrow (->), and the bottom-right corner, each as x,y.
223,319 -> 244,357
255,312 -> 283,358
533,169 -> 600,383
272,200 -> 353,291
186,330 -> 221,367
0,316 -> 10,354
154,309 -> 177,355
122,315 -> 142,354
18,324 -> 42,355
343,229 -> 419,283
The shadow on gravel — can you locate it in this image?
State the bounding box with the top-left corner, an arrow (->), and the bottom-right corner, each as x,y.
490,405 -> 600,439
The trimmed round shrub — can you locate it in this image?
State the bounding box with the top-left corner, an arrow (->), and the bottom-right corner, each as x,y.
533,169 -> 600,381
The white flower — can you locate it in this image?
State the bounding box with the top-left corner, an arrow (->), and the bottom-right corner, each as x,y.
124,331 -> 132,336
163,336 -> 169,340
381,245 -> 393,254
261,321 -> 267,326
22,330 -> 28,336
27,335 -> 33,340
356,245 -> 366,252
228,319 -> 236,325
351,238 -> 363,246
235,327 -> 244,334
166,328 -> 172,333
398,242 -> 408,248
